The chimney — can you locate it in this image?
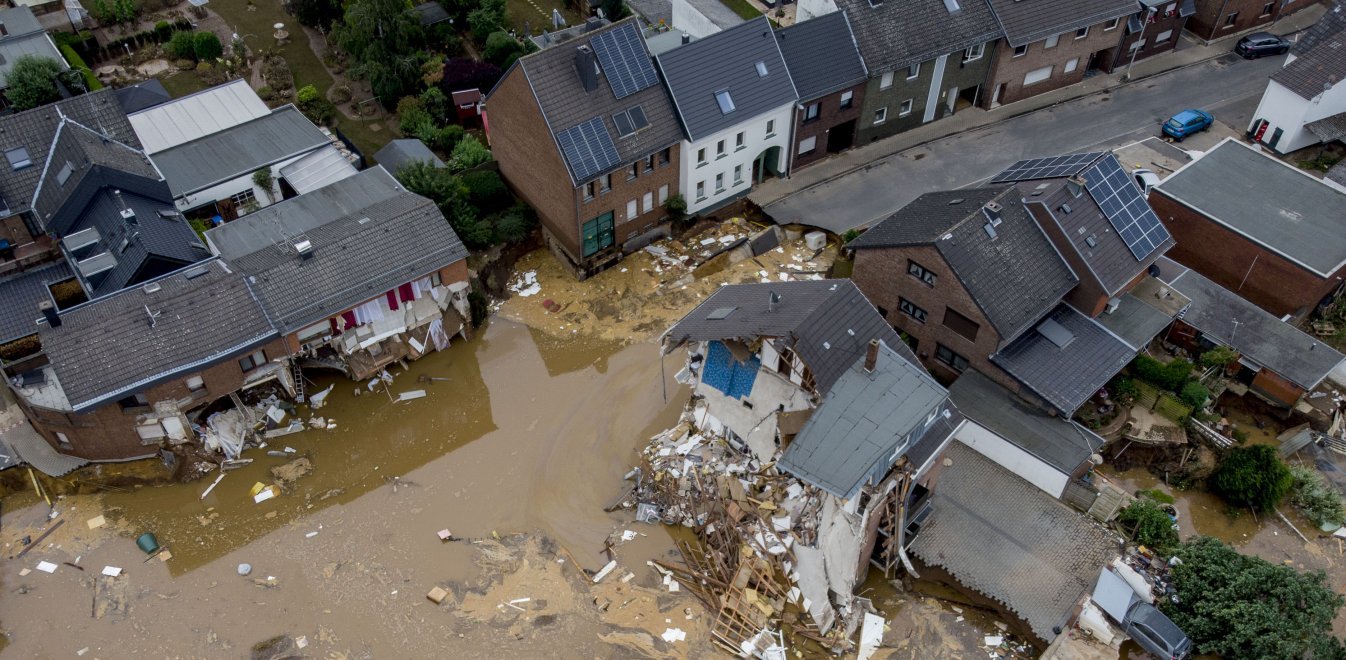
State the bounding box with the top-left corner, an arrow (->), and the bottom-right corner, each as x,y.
1066,175 -> 1085,197
0,22 -> 9,37
575,45 -> 599,93
768,290 -> 780,312
120,207 -> 136,224
585,16 -> 603,31
39,300 -> 60,328
981,200 -> 1003,226
864,339 -> 879,373
295,239 -> 314,260
681,32 -> 690,44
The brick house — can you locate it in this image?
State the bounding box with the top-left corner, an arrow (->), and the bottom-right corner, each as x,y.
774,11 -> 868,171
1187,0 -> 1318,42
1151,138 -> 1346,319
485,18 -> 684,278
1094,0 -> 1196,74
797,0 -> 999,144
981,0 -> 1135,107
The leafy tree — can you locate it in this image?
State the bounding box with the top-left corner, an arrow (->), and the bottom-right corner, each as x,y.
423,124 -> 463,154
598,0 -> 629,20
1166,536 -> 1345,658
6,56 -> 64,111
1210,445 -> 1293,512
292,0 -> 344,29
193,32 -> 223,61
1115,499 -> 1179,553
493,205 -> 534,244
449,134 -> 491,171
1179,380 -> 1210,409
168,30 -> 197,60
394,162 -> 493,248
1131,355 -> 1193,391
1200,345 -> 1238,370
462,169 -> 509,213
113,0 -> 136,24
467,0 -> 506,43
419,86 -> 448,121
483,31 -> 525,67
1288,465 -> 1346,527
296,84 -> 336,125
439,57 -> 502,96
333,0 -> 426,105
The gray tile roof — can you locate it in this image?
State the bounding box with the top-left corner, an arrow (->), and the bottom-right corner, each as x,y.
851,186 -> 1078,341
0,414 -> 88,476
948,369 -> 1100,476
1170,269 -> 1344,389
512,17 -> 684,185
0,260 -> 71,343
779,339 -> 949,498
1155,139 -> 1346,277
774,11 -> 867,101
1305,111 -> 1346,143
215,169 -> 468,332
74,187 -> 208,298
0,88 -> 140,218
1272,11 -> 1346,100
39,259 -> 276,411
413,1 -> 450,25
665,279 -> 920,392
656,17 -> 798,141
833,0 -> 1001,71
112,79 -> 171,114
1290,0 -> 1345,56
985,0 -> 1135,47
373,138 -> 446,173
150,105 -> 329,197
33,119 -> 162,231
910,441 -> 1117,642
992,304 -> 1136,414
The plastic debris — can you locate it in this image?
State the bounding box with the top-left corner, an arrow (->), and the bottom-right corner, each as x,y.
101,566 -> 122,577
36,561 -> 58,573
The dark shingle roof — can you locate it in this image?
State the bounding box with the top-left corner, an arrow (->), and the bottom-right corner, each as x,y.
665,279 -> 919,392
779,340 -> 948,498
215,170 -> 468,332
774,11 -> 867,101
948,369 -> 1100,476
834,0 -> 1001,71
413,1 -> 450,25
33,119 -> 162,230
992,304 -> 1136,414
512,17 -> 683,185
0,260 -> 72,343
40,259 -> 275,411
985,0 -> 1135,47
0,88 -> 139,218
909,441 -> 1117,642
1169,268 -> 1344,389
73,188 -> 207,298
656,17 -> 797,141
852,187 -> 1078,341
112,79 -> 172,114
1292,0 -> 1345,56
1273,8 -> 1346,100
374,138 -> 446,173
151,106 -> 329,197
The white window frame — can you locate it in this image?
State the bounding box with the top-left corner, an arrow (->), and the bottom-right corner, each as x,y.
765,119 -> 776,137
626,198 -> 638,219
797,136 -> 817,155
1075,26 -> 1089,39
899,99 -> 914,117
186,375 -> 205,391
658,184 -> 668,204
733,164 -> 743,184
1013,44 -> 1028,57
1044,33 -> 1060,49
714,173 -> 725,192
840,90 -> 854,108
735,132 -> 746,150
880,71 -> 894,89
642,192 -> 653,213
716,140 -> 726,158
1024,65 -> 1054,86
1154,29 -> 1173,43
906,63 -> 919,79
695,181 -> 705,200
696,147 -> 707,166
963,43 -> 984,62
873,107 -> 887,125
1105,17 -> 1120,30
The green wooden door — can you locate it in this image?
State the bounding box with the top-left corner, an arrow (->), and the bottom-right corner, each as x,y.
582,212 -> 615,257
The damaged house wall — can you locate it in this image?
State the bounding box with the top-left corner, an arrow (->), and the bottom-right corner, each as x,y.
686,338 -> 816,460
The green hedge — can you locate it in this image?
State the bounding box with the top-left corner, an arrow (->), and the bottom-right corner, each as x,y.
58,44 -> 103,91
1132,354 -> 1193,392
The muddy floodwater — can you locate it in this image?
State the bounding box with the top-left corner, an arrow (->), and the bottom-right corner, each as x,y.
0,320 -> 723,657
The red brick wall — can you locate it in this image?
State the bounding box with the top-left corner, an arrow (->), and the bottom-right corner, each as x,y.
791,83 -> 866,171
575,147 -> 681,250
1188,0 -> 1317,41
1098,11 -> 1188,72
983,19 -> 1126,107
1150,190 -> 1338,318
22,336 -> 290,461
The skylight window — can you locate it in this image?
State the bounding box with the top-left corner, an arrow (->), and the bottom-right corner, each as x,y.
5,147 -> 31,171
612,105 -> 650,138
715,90 -> 735,115
755,61 -> 768,77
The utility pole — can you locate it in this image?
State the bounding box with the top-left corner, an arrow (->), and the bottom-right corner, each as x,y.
1123,6 -> 1158,82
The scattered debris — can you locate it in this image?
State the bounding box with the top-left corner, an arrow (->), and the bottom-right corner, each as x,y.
101,566 -> 122,577
35,561 -> 57,573
592,559 -> 618,583
238,563 -> 252,576
427,586 -> 450,604
85,515 -> 106,530
660,628 -> 687,643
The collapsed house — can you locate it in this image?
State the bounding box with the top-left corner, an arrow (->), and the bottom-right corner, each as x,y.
633,280 -> 961,653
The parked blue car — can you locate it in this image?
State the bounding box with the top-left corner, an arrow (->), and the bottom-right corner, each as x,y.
1162,110 -> 1213,141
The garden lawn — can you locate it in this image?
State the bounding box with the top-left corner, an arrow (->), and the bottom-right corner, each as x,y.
718,0 -> 762,20
504,0 -> 582,34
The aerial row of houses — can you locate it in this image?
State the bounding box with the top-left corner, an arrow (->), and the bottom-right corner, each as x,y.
485,0 -> 1320,277
0,81 -> 471,474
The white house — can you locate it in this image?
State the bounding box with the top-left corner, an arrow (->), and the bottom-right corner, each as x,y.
656,16 -> 798,215
668,0 -> 744,38
1248,3 -> 1346,154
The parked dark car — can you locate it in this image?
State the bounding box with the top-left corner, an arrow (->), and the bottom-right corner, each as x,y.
1235,32 -> 1291,58
1125,601 -> 1192,660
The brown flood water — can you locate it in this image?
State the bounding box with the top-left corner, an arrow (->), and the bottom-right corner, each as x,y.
0,319 -> 704,656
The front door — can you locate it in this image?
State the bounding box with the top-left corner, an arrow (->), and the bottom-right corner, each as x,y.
1268,127 -> 1284,150
826,119 -> 857,153
581,212 -> 615,257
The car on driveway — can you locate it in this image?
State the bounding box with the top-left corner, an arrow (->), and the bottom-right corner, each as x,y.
1133,168 -> 1162,197
1162,110 -> 1213,141
1235,32 -> 1291,58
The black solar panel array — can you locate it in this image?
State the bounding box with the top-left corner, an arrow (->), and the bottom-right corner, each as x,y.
1084,156 -> 1171,260
591,23 -> 659,100
556,117 -> 620,182
989,152 -> 1104,183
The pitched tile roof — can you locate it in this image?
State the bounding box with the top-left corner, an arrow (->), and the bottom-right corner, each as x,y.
0,260 -> 71,343
948,369 -> 1101,475
984,0 -> 1135,47
665,279 -> 920,392
150,105 -> 330,197
656,17 -> 798,141
833,0 -> 1001,71
510,17 -> 683,185
851,186 -> 1078,341
112,79 -> 171,114
992,304 -> 1136,414
213,168 -> 468,332
38,259 -> 276,411
774,11 -> 867,101
910,441 -> 1117,642
33,119 -> 162,231
1155,139 -> 1346,277
71,187 -> 208,298
779,339 -> 949,498
1305,111 -> 1346,143
1273,4 -> 1346,100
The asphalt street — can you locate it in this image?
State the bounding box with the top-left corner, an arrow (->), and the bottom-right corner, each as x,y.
762,53 -> 1283,233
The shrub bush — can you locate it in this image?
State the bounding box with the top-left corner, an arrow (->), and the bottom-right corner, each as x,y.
193,32 -> 223,61
1211,445 -> 1293,512
1116,499 -> 1179,553
1109,375 -> 1140,405
1132,355 -> 1193,391
462,169 -> 509,213
449,134 -> 491,171
167,30 -> 197,60
493,205 -> 534,244
295,84 -> 336,125
1289,465 -> 1346,527
1179,381 -> 1210,409
58,44 -> 102,91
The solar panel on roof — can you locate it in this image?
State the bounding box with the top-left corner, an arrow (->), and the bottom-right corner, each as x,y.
556,117 -> 621,182
1083,155 -> 1171,261
591,23 -> 659,100
989,152 -> 1104,183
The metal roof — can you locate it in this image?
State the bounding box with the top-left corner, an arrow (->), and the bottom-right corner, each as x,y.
373,138 -> 446,173
0,260 -> 71,343
151,106 -> 330,197
1155,139 -> 1346,277
948,369 -> 1100,476
992,304 -> 1136,414
278,145 -> 358,196
773,11 -> 867,102
984,0 -> 1136,48
779,340 -> 948,498
655,17 -> 797,142
128,79 -> 271,154
833,0 -> 1001,72
909,441 -> 1118,642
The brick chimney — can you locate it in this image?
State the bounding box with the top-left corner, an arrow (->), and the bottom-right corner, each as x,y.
864,339 -> 878,373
